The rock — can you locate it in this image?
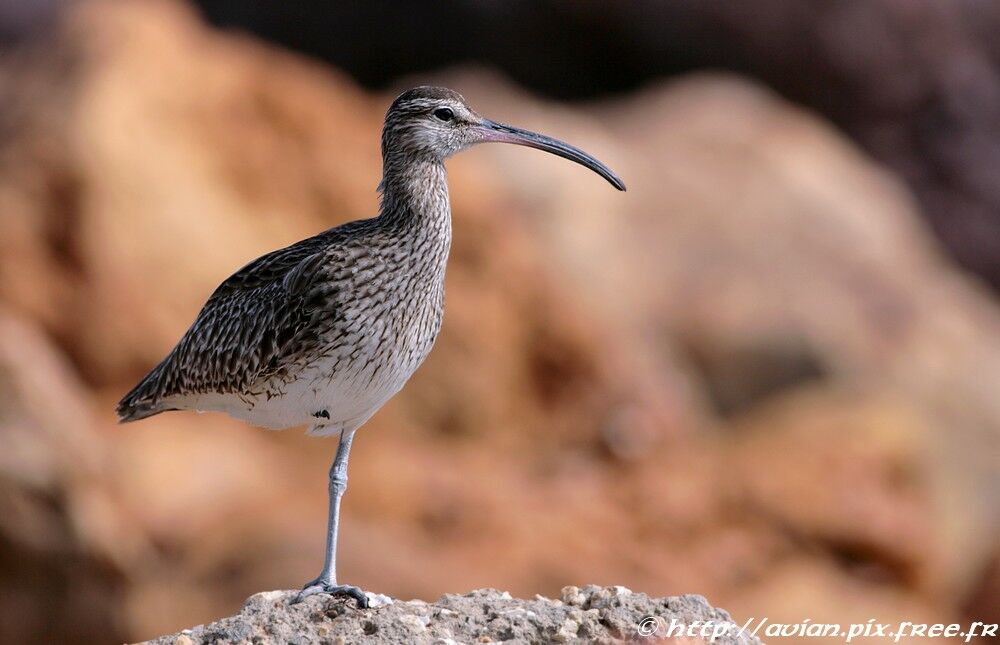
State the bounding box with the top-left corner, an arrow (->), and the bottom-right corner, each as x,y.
142,586 -> 760,645
440,70 -> 1000,598
725,388 -> 938,588
0,0 -> 996,642
0,307 -> 140,645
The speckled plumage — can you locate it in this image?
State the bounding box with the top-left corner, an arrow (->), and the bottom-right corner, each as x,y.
117,198 -> 451,435
116,86 -> 624,605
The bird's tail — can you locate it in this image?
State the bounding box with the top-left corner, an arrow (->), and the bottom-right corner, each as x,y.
116,365 -> 176,423
116,400 -> 171,423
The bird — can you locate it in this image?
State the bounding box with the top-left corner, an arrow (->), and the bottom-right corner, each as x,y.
117,86 -> 625,607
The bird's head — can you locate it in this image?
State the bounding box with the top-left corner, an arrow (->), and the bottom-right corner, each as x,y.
382,86 -> 626,191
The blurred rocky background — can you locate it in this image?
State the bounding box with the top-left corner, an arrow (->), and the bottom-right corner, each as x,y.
0,1 -> 997,643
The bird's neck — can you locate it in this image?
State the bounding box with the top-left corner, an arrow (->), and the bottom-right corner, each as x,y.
377,155 -> 452,236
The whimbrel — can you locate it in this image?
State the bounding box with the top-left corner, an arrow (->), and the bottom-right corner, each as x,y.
117,87 -> 625,606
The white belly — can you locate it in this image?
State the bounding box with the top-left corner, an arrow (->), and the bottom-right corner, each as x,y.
181,315 -> 438,436
183,356 -> 416,435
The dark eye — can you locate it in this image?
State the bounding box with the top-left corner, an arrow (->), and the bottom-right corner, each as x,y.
433,107 -> 454,122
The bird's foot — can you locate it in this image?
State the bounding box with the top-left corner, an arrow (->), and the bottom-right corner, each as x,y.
292,579 -> 369,608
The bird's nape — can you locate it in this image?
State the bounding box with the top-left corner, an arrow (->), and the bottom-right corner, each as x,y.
475,119 -> 626,191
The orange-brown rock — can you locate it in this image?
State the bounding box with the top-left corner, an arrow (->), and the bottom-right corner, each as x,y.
0,1 -> 995,643
443,70 -> 1000,598
0,307 -> 143,644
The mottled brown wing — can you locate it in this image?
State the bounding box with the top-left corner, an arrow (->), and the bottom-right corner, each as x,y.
116,230 -> 336,421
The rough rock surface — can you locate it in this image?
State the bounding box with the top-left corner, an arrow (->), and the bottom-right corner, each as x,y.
0,1 -> 998,643
145,586 -> 759,645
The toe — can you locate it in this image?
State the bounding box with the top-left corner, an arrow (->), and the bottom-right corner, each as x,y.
291,582 -> 369,608
333,585 -> 369,609
291,584 -> 324,604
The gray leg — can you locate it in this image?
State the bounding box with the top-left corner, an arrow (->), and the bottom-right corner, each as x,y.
293,428 -> 368,607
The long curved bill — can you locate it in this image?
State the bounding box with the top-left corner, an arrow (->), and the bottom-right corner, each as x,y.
478,119 -> 626,191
